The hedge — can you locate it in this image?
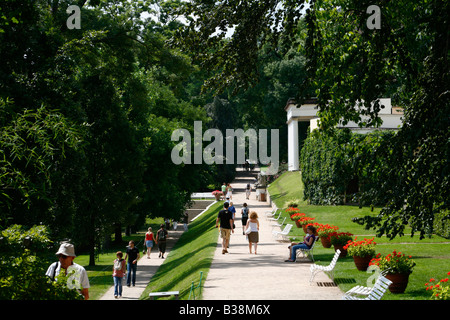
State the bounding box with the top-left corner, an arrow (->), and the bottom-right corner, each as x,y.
299,128 -> 395,207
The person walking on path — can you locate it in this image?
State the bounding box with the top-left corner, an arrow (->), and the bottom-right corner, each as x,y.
221,182 -> 227,200
245,211 -> 259,254
124,240 -> 140,287
226,183 -> 233,200
215,202 -> 234,254
145,227 -> 154,259
112,251 -> 126,298
156,224 -> 168,258
241,203 -> 250,235
245,183 -> 251,199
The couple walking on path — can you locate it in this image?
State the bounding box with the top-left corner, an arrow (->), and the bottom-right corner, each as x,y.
99,228 -> 184,300
215,201 -> 260,255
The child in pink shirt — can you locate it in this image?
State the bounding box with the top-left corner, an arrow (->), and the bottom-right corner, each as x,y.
112,251 -> 126,298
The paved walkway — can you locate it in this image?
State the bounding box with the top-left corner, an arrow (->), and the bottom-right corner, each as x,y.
99,229 -> 185,300
202,168 -> 343,300
99,167 -> 343,301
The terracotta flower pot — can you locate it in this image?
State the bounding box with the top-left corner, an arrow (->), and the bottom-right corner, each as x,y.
302,224 -> 308,233
295,220 -> 301,228
333,244 -> 348,258
352,255 -> 373,271
320,236 -> 332,248
385,272 -> 410,293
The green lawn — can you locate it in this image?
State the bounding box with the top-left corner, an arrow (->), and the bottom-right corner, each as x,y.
140,201 -> 222,300
79,170 -> 448,301
268,171 -> 450,300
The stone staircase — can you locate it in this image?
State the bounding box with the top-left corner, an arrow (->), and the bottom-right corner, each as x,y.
185,199 -> 215,222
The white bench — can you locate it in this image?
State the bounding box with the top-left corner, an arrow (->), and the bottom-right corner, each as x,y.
343,275 -> 392,300
272,224 -> 293,241
267,211 -> 282,222
271,217 -> 286,230
309,249 -> 340,284
149,291 -> 180,300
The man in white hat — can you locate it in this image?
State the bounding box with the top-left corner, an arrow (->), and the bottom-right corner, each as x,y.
45,242 -> 90,300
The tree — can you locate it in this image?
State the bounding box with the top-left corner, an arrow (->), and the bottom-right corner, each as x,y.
1,0 -> 215,267
175,0 -> 449,238
0,99 -> 83,227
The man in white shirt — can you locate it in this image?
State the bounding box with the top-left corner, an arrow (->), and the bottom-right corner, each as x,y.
45,242 -> 90,300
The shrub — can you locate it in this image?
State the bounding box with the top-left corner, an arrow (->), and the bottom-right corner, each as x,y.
0,225 -> 84,300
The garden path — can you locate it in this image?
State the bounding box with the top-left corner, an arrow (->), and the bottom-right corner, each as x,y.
98,229 -> 185,300
202,167 -> 343,300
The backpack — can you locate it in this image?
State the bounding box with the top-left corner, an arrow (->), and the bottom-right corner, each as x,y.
114,259 -> 123,271
158,229 -> 166,241
50,261 -> 59,281
242,207 -> 249,218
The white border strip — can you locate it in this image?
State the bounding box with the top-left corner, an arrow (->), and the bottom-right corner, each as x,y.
190,201 -> 218,222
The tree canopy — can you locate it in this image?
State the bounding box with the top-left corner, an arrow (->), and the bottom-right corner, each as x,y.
1,0 -> 448,277
0,0 -> 215,266
175,0 -> 449,238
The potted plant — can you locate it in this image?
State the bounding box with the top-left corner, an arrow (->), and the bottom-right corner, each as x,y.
329,232 -> 353,257
369,250 -> 416,293
284,199 -> 299,208
316,224 -> 339,248
212,190 -> 223,201
289,212 -> 306,228
425,271 -> 450,300
344,237 -> 377,271
286,207 -> 301,219
298,216 -> 315,233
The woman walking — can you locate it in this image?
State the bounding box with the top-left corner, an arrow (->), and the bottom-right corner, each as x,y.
245,211 -> 259,254
241,203 -> 249,235
145,227 -> 154,258
226,183 -> 233,200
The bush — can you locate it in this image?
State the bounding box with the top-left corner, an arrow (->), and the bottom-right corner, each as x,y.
433,210 -> 450,239
0,225 -> 84,300
300,129 -> 395,206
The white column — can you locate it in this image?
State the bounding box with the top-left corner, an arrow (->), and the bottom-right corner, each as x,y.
287,119 -> 299,171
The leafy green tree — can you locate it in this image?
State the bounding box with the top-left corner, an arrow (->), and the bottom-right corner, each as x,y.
1,0 -> 215,266
0,99 -> 83,227
175,0 -> 449,238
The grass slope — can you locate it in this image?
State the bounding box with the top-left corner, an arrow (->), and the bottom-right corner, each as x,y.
140,201 -> 222,300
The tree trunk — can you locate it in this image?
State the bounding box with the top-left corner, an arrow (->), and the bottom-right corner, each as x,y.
114,223 -> 123,244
